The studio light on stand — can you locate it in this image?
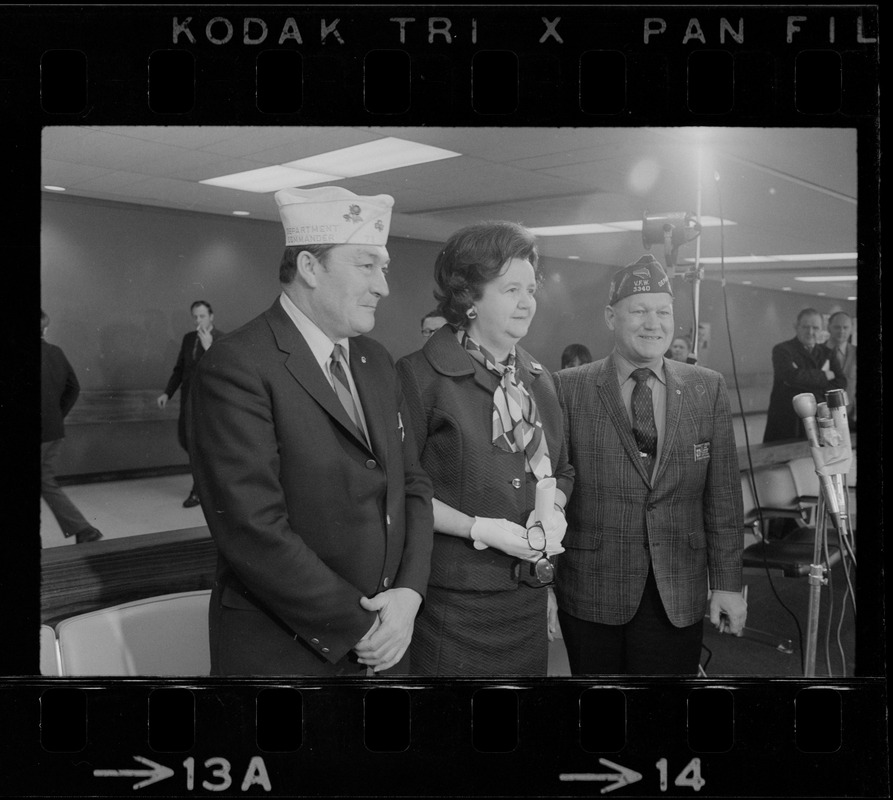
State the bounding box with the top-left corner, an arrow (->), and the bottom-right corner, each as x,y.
642,211 -> 702,276
642,211 -> 702,358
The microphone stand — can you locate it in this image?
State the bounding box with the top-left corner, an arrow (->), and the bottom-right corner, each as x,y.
804,477 -> 851,677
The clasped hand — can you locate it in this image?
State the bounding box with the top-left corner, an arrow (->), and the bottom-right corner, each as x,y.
354,587 -> 422,672
469,516 -> 563,560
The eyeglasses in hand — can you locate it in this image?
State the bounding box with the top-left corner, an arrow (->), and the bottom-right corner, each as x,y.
523,520 -> 555,586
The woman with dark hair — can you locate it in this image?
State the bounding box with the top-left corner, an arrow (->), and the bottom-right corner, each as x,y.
560,343 -> 593,369
396,221 -> 574,676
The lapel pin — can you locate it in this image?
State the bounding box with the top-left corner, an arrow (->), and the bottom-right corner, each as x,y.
676,389 -> 682,395
360,356 -> 367,363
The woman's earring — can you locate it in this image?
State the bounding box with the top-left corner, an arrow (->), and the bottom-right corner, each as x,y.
466,306 -> 478,320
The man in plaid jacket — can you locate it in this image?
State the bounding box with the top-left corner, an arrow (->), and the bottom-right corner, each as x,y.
553,255 -> 747,675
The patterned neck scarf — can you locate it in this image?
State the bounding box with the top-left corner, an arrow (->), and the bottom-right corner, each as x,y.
461,331 -> 552,480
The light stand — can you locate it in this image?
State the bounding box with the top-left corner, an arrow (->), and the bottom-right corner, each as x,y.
642,210 -> 702,356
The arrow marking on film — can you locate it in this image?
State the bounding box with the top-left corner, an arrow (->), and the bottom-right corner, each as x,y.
93,755 -> 175,790
559,758 -> 644,794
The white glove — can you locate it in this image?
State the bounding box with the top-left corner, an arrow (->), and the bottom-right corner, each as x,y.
469,517 -> 541,561
525,508 -> 567,556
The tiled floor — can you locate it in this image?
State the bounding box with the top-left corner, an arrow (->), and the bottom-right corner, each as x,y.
40,474 -> 207,548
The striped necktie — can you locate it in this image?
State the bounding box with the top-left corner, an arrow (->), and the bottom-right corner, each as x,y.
631,367 -> 657,476
330,344 -> 368,446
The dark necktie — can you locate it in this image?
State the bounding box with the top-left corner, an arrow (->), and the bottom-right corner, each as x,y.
330,344 -> 368,446
631,367 -> 657,477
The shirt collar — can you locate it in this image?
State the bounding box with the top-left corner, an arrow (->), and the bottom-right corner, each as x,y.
279,291 -> 349,371
612,350 -> 667,385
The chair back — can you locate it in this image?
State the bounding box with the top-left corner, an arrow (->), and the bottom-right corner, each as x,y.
56,590 -> 211,676
40,624 -> 62,676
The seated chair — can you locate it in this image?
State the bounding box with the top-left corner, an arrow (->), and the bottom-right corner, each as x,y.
55,590 -> 211,676
741,463 -> 844,579
40,624 -> 62,676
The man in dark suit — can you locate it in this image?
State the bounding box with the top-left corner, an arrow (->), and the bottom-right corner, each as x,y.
189,186 -> 434,676
554,255 -> 746,675
157,300 -> 224,507
40,309 -> 102,545
763,307 -> 846,443
826,311 -> 856,428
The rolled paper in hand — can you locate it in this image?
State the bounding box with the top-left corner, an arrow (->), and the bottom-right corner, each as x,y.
534,477 -> 557,528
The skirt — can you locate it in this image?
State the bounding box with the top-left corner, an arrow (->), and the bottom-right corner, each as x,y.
409,583 -> 549,676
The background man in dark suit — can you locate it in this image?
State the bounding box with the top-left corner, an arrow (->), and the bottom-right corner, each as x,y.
40,309 -> 102,545
157,300 -> 224,507
763,307 -> 846,443
554,255 -> 746,675
189,186 -> 434,676
826,310 -> 856,429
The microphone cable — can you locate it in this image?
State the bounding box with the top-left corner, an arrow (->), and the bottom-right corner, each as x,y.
712,169 -> 806,673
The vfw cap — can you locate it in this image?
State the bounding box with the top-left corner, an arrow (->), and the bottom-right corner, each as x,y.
608,253 -> 674,306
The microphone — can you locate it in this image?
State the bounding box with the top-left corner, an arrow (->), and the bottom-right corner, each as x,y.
825,389 -> 852,448
825,389 -> 853,517
792,393 -> 843,531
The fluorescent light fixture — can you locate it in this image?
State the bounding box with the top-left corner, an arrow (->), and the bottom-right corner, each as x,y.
685,253 -> 857,265
529,216 -> 731,236
44,185 -> 66,192
741,280 -> 753,285
232,211 -> 251,216
284,137 -> 459,177
201,166 -> 341,193
794,275 -> 858,283
201,137 -> 461,193
847,296 -> 856,301
782,287 -> 792,291
567,255 -> 580,260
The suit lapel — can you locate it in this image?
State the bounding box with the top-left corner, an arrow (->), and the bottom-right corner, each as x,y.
266,302 -> 372,453
597,358 -> 653,485
654,360 -> 683,486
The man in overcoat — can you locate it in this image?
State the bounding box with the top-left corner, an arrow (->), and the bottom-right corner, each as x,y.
157,300 -> 223,507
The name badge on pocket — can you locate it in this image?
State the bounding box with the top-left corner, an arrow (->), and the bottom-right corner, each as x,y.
694,442 -> 710,461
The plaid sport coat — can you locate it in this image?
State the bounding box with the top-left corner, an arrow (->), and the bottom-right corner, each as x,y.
553,355 -> 743,628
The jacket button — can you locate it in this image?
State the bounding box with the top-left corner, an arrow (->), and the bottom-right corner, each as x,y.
383,577 -> 390,588
321,647 -> 330,654
365,459 -> 377,469
311,638 -> 319,645
386,514 -> 391,525
512,478 -> 522,489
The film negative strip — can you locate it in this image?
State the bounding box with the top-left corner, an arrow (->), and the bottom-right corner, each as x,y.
1,3 -> 884,797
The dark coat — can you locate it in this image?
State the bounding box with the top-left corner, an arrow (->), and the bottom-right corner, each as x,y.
189,299 -> 434,675
554,356 -> 743,628
164,327 -> 224,451
396,325 -> 574,592
763,338 -> 846,443
41,339 -> 80,443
